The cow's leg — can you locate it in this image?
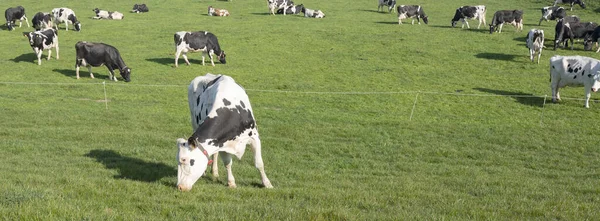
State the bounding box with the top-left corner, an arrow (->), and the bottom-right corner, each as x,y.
584,86 -> 592,108
596,46 -> 600,53
498,23 -> 504,33
209,52 -> 215,67
529,49 -> 534,62
47,49 -> 52,60
537,48 -> 542,64
201,52 -> 206,66
464,19 -> 470,29
24,17 -> 29,27
211,152 -> 219,181
250,136 -> 273,188
64,22 -> 68,31
182,52 -> 191,66
35,48 -> 42,65
55,43 -> 59,60
108,68 -> 118,81
75,64 -> 80,79
88,66 -> 94,79
550,71 -> 560,103
220,153 -> 236,188
174,48 -> 182,67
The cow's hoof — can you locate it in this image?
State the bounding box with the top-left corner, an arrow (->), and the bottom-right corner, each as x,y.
228,183 -> 237,188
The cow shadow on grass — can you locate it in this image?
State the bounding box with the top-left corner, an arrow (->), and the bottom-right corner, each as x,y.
52,68 -> 108,80
475,52 -> 525,62
147,57 -> 208,67
473,88 -> 546,107
85,149 -> 176,185
10,53 -> 37,63
250,12 -> 273,16
375,21 -> 398,25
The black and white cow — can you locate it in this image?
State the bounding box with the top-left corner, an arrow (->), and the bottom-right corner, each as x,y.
451,5 -> 486,29
268,0 -> 294,15
276,4 -> 303,15
489,10 -> 523,34
550,55 -> 600,108
539,6 -> 566,25
131,4 -> 149,13
554,20 -> 597,50
92,8 -> 124,20
584,26 -> 600,52
52,8 -> 81,31
174,31 -> 226,67
554,0 -> 586,11
32,12 -> 52,31
526,29 -> 545,64
397,5 -> 428,25
378,0 -> 396,13
75,41 -> 131,82
24,28 -> 59,65
302,8 -> 325,18
176,73 -> 273,191
5,6 -> 29,31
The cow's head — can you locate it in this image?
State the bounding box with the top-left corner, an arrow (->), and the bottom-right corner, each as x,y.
93,8 -> 100,14
489,24 -> 496,34
176,138 -> 211,191
218,51 -> 226,64
577,0 -> 586,9
592,71 -> 600,92
208,6 -> 214,16
120,67 -> 131,82
422,15 -> 428,24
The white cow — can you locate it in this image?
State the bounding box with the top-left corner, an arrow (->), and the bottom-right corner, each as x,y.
526,29 -> 545,64
176,74 -> 273,191
550,55 -> 600,108
92,8 -> 124,20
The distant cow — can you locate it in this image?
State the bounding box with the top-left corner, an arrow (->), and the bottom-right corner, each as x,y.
208,6 -> 230,16
489,10 -> 523,34
24,28 -> 59,65
584,27 -> 600,52
92,8 -> 124,20
397,5 -> 428,25
554,0 -> 585,11
174,31 -> 226,67
176,73 -> 273,191
52,8 -> 81,31
5,6 -> 29,31
302,8 -> 325,18
268,0 -> 294,15
554,20 -> 597,50
276,4 -> 303,14
378,0 -> 396,13
131,4 -> 149,13
550,55 -> 600,108
451,5 -> 486,29
539,6 -> 565,25
75,41 -> 131,82
526,29 -> 545,64
32,12 -> 52,31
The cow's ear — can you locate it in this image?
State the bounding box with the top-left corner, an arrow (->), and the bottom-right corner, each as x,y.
187,137 -> 197,149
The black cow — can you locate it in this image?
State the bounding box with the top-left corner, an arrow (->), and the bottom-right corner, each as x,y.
276,4 -> 303,14
539,6 -> 566,25
131,4 -> 149,13
5,6 -> 29,31
584,27 -> 600,52
554,20 -> 598,50
451,5 -> 486,29
397,5 -> 428,25
489,10 -> 523,34
174,31 -> 226,67
75,41 -> 131,82
554,0 -> 585,11
24,28 -> 59,65
32,12 -> 52,31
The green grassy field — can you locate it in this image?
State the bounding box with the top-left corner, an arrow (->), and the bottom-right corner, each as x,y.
1,0 -> 600,219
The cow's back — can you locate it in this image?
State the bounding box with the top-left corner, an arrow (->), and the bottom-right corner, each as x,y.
551,55 -> 600,82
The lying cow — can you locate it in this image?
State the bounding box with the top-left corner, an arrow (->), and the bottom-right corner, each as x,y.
554,0 -> 585,11
276,4 -> 303,14
5,6 -> 29,31
208,6 -> 230,16
131,4 -> 149,13
378,0 -> 396,13
52,8 -> 81,31
397,5 -> 428,25
489,10 -> 523,34
451,5 -> 486,29
32,12 -> 52,31
176,73 -> 273,191
554,20 -> 597,50
174,31 -> 226,67
75,41 -> 131,82
539,6 -> 565,25
92,8 -> 124,20
302,8 -> 325,18
526,29 -> 545,64
550,55 -> 600,108
584,27 -> 600,52
268,0 -> 294,15
24,28 -> 59,65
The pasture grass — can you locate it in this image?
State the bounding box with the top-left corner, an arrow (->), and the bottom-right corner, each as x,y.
1,0 -> 600,219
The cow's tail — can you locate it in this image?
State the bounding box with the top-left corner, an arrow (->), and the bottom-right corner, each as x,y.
174,34 -> 182,49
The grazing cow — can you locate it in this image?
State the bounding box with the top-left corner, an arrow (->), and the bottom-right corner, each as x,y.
554,20 -> 597,50
24,28 -> 59,65
268,0 -> 294,15
92,8 -> 124,20
526,29 -> 545,64
131,4 -> 149,13
176,73 -> 273,191
302,8 -> 325,18
451,5 -> 486,29
52,8 -> 81,31
550,55 -> 600,108
276,4 -> 303,15
489,10 -> 523,34
32,12 -> 52,31
174,31 -> 226,67
584,27 -> 600,52
378,0 -> 396,13
75,41 -> 131,82
208,6 -> 230,16
539,6 -> 566,25
554,0 -> 586,11
397,5 -> 428,25
5,6 -> 29,31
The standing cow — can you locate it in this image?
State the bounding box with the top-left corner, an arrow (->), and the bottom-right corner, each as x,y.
451,5 -> 486,29
489,10 -> 523,34
174,31 -> 226,67
526,29 -> 545,64
75,41 -> 131,82
24,28 -> 59,65
397,5 -> 428,25
32,12 -> 52,31
554,20 -> 598,50
554,0 -> 586,11
52,8 -> 81,31
550,55 -> 600,108
176,73 -> 273,191
5,6 -> 29,31
539,6 -> 566,25
378,0 -> 396,13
